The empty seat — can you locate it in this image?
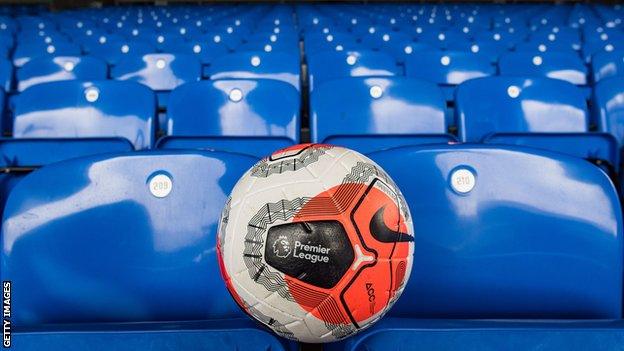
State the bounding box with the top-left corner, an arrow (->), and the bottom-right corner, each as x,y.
13,41 -> 82,67
0,150 -> 292,351
499,51 -> 587,86
307,50 -> 399,91
160,40 -> 230,65
17,56 -> 108,92
593,77 -> 624,149
592,50 -> 624,83
327,143 -> 623,351
111,53 -> 202,108
159,79 -> 299,158
13,80 -> 156,150
456,76 -> 617,168
405,51 -> 494,100
206,51 -> 300,91
310,76 -> 455,154
89,40 -> 156,66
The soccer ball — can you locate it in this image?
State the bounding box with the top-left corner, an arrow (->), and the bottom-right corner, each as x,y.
217,144 -> 414,343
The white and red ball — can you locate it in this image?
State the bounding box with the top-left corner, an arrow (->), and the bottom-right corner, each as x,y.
217,144 -> 414,343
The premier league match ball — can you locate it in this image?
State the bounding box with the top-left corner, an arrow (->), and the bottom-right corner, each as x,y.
217,144 -> 414,343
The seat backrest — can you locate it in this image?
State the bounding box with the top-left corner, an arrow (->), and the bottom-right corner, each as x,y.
13,80 -> 156,149
307,50 -> 399,91
405,50 -> 494,85
0,57 -> 12,92
592,49 -> 624,83
456,76 -> 588,142
162,79 -> 299,157
89,40 -> 156,66
206,51 -> 300,91
499,51 -> 587,85
594,76 -> 624,147
17,55 -> 108,92
111,53 -> 202,91
370,144 -> 622,318
311,76 -> 451,153
12,41 -> 82,67
1,150 -> 258,326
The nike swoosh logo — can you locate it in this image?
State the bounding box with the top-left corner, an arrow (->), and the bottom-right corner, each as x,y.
369,206 -> 414,243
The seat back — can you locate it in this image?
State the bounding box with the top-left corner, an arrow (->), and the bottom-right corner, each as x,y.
89,40 -> 156,65
111,53 -> 202,92
307,50 -> 399,91
17,55 -> 108,92
499,51 -> 587,85
456,76 -> 616,166
404,50 -> 495,86
369,144 -> 622,318
1,150 -> 258,326
13,41 -> 82,67
311,76 -> 453,154
160,79 -> 299,158
592,49 -> 624,83
13,80 -> 156,150
594,76 -> 624,147
206,51 -> 300,91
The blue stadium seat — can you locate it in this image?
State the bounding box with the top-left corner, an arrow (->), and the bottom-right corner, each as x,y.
592,50 -> 624,83
328,143 -> 623,350
89,40 -> 156,66
159,79 -> 299,158
13,80 -> 156,150
307,50 -> 399,91
405,50 -> 494,101
456,76 -> 618,168
13,41 -> 82,67
111,53 -> 202,108
310,76 -> 455,154
1,150 -> 293,351
17,56 -> 108,92
499,51 -> 587,86
206,51 -> 300,91
593,76 -> 624,149
160,40 -> 230,65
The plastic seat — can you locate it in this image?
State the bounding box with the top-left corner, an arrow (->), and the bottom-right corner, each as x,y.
307,50 -> 399,92
13,41 -> 82,67
17,56 -> 108,92
593,76 -> 624,149
160,40 -> 230,65
498,51 -> 588,85
310,76 -> 455,154
13,80 -> 156,150
592,50 -> 624,83
111,53 -> 202,109
206,51 -> 300,91
159,79 -> 299,158
327,144 -> 622,351
405,50 -> 495,101
0,150 -> 293,351
456,76 -> 617,168
89,40 -> 156,66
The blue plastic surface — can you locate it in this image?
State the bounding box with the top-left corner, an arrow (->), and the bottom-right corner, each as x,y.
1,150 -> 258,326
456,76 -> 617,166
162,79 -> 299,157
592,50 -> 624,83
367,144 -> 622,318
206,51 -> 300,91
17,55 -> 108,92
311,76 -> 454,153
499,51 -> 587,85
111,53 -> 202,92
13,80 -> 156,149
307,50 -> 399,91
